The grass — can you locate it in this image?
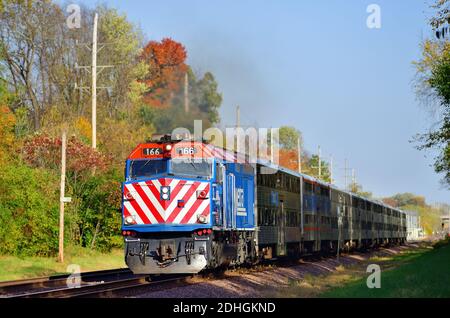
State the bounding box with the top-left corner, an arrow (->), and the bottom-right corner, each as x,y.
322,242 -> 450,298
0,245 -> 126,282
270,240 -> 450,298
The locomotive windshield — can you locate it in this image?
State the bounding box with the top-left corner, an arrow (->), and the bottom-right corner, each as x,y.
128,158 -> 212,179
129,159 -> 168,179
170,158 -> 212,178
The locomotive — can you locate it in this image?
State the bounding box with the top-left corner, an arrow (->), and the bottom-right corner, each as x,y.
121,135 -> 406,274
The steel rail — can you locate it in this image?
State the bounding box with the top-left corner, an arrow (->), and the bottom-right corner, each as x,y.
0,268 -> 162,298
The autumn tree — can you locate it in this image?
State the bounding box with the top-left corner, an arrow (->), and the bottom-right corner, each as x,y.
277,126 -> 304,172
21,134 -> 109,194
138,38 -> 222,133
139,38 -> 187,109
382,193 -> 426,207
279,149 -> 299,171
0,1 -> 147,153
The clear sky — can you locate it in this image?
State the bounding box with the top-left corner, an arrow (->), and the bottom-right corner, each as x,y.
78,0 -> 449,204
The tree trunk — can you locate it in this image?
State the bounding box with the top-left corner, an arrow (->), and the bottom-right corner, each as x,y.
91,219 -> 101,249
29,89 -> 40,130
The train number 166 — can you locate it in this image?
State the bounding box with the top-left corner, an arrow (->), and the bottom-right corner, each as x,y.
176,147 -> 197,155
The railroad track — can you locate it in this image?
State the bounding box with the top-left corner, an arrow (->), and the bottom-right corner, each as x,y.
0,268 -> 189,298
0,244 -> 413,298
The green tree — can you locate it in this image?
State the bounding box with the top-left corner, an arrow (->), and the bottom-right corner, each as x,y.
78,171 -> 122,251
192,72 -> 222,126
96,5 -> 146,120
0,161 -> 59,256
279,126 -> 302,150
414,0 -> 450,187
304,154 -> 331,183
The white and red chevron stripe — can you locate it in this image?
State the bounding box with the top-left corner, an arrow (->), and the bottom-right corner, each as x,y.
123,178 -> 210,225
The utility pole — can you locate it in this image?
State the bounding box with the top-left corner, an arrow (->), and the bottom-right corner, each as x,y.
344,159 -> 349,190
234,105 -> 240,154
270,126 -> 274,163
58,130 -> 67,263
184,72 -> 189,113
318,145 -> 322,178
337,196 -> 343,262
236,105 -> 240,129
329,155 -> 333,184
311,145 -> 322,179
58,129 -> 72,263
297,137 -> 302,173
91,13 -> 98,149
75,12 -> 114,149
351,169 -> 356,191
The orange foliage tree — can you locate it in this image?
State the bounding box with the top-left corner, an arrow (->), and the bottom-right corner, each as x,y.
139,38 -> 187,108
279,149 -> 300,171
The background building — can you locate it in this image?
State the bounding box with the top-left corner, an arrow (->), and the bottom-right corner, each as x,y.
404,210 -> 424,241
442,216 -> 449,235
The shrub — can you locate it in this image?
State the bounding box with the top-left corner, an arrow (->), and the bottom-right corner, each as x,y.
77,170 -> 123,252
0,162 -> 59,256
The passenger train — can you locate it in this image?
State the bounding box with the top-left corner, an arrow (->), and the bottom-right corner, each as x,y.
121,135 -> 406,274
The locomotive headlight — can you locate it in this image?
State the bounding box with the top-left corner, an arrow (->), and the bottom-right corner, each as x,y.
165,144 -> 172,152
160,186 -> 170,200
161,187 -> 169,194
197,215 -> 208,224
125,216 -> 135,225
